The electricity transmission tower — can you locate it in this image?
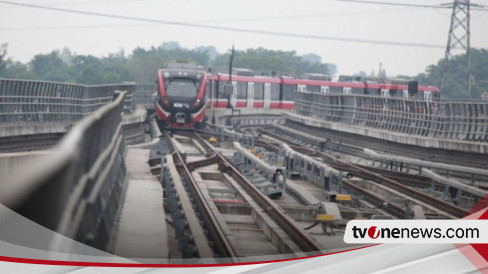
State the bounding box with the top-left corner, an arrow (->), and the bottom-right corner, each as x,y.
441,0 -> 471,98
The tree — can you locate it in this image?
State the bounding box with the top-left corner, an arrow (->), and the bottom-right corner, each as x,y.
355,71 -> 368,77
211,47 -> 335,76
0,60 -> 33,79
0,43 -> 7,72
301,53 -> 322,63
127,44 -> 210,82
29,51 -> 72,82
193,45 -> 219,61
159,41 -> 181,50
414,49 -> 488,99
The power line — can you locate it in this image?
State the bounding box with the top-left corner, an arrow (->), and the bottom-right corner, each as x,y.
2,0 -> 483,50
0,7 -> 425,30
329,0 -> 488,11
0,23 -> 155,31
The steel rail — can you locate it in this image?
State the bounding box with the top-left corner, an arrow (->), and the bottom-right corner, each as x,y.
191,133 -> 322,253
164,130 -> 238,260
260,128 -> 469,218
253,132 -> 406,219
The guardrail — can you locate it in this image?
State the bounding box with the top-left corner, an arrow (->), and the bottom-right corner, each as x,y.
0,79 -> 142,125
134,84 -> 154,109
1,91 -> 128,251
294,92 -> 488,142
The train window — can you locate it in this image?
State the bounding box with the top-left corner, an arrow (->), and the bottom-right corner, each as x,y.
205,80 -> 210,97
381,89 -> 390,97
254,83 -> 264,99
320,86 -> 330,94
330,86 -> 342,93
218,81 -> 227,98
237,82 -> 247,99
343,87 -> 352,94
283,85 -> 294,100
283,84 -> 297,93
270,84 -> 280,100
282,84 -> 294,100
166,79 -> 198,97
297,84 -> 306,92
308,85 -> 320,93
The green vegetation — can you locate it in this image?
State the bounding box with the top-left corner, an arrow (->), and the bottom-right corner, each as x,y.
0,43 -> 8,72
416,49 -> 488,99
2,41 -> 486,100
212,48 -> 336,76
0,42 -> 335,84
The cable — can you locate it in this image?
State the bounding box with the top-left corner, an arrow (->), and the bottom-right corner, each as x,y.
0,0 -> 450,49
329,0 -> 488,11
0,23 -> 154,31
0,7 -> 425,30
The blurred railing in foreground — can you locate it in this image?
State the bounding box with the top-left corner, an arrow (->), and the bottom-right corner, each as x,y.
1,91 -> 128,251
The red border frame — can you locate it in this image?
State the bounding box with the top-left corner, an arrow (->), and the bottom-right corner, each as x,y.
0,245 -> 378,268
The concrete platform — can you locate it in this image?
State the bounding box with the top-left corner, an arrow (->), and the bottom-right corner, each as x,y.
112,148 -> 168,262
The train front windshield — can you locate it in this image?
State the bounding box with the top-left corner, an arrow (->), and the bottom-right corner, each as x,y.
165,78 -> 200,98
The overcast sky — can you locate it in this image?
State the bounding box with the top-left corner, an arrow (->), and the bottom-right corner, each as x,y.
1,0 -> 487,77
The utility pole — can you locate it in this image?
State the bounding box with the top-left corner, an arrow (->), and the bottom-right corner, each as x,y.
441,0 -> 471,98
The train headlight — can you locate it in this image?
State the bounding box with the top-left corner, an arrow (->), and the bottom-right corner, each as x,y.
192,98 -> 201,109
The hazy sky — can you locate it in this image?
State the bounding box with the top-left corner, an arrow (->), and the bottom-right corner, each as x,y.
1,0 -> 487,77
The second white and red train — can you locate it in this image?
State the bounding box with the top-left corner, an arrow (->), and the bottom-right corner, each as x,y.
155,64 -> 440,129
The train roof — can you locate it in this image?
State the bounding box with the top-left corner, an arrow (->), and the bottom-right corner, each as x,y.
158,68 -> 206,79
163,61 -> 203,70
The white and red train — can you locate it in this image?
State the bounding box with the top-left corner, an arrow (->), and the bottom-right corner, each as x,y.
155,63 -> 207,129
155,64 -> 440,128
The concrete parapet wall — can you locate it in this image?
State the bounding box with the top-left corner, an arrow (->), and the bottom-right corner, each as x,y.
285,112 -> 488,153
0,123 -> 71,138
289,92 -> 488,154
122,108 -> 147,145
293,92 -> 488,146
207,108 -> 289,126
0,80 -> 152,149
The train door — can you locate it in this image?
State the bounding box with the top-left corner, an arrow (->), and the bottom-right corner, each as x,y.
247,82 -> 254,108
343,87 -> 352,94
264,83 -> 271,108
381,89 -> 390,97
206,80 -> 213,108
402,89 -> 409,99
320,86 -> 330,94
231,81 -> 237,107
424,91 -> 432,102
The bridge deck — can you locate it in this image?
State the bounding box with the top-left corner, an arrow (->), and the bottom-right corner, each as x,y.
112,148 -> 168,262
